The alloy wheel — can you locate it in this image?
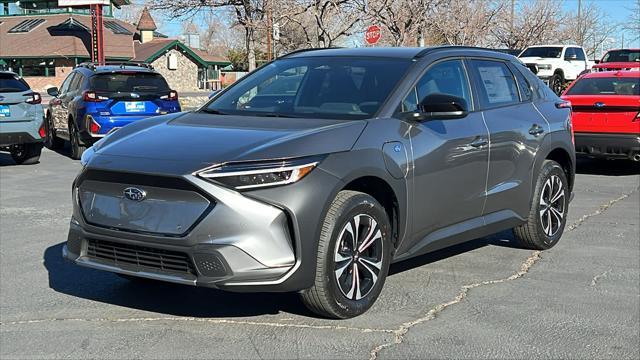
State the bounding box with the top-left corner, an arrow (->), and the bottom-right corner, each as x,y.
539,175 -> 565,237
334,214 -> 384,301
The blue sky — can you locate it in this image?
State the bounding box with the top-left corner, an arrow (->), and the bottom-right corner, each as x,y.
155,0 -> 638,49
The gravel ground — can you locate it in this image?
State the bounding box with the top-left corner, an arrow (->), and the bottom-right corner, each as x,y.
0,148 -> 638,359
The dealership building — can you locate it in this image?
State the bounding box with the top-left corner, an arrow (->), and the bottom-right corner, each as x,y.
0,0 -> 230,92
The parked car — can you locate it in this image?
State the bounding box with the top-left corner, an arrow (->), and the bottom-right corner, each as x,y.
561,70 -> 640,161
519,45 -> 594,95
0,71 -> 45,164
591,49 -> 640,72
45,63 -> 181,160
64,47 -> 576,319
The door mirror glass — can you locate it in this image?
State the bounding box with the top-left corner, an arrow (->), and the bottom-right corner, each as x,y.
418,94 -> 469,120
47,87 -> 59,97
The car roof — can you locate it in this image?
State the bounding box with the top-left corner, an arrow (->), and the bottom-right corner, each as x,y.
604,48 -> 640,52
0,71 -> 19,76
580,70 -> 640,79
525,44 -> 579,48
283,46 -> 516,61
75,64 -> 157,75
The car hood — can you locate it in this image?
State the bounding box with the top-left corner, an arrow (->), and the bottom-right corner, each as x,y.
518,57 -> 560,63
87,112 -> 367,175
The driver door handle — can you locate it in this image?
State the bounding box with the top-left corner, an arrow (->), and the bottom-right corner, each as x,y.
529,124 -> 545,136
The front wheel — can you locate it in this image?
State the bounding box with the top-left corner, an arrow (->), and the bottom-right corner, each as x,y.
10,143 -> 43,165
550,73 -> 564,95
513,160 -> 569,250
44,115 -> 64,150
300,190 -> 392,319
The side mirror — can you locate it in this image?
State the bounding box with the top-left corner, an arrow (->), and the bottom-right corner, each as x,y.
47,87 -> 59,97
565,53 -> 578,61
414,94 -> 469,120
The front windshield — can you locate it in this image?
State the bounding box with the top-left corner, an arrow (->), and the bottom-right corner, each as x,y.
519,47 -> 563,58
204,57 -> 412,120
602,50 -> 640,63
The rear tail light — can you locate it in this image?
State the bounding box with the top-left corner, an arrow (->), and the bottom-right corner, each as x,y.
25,92 -> 42,105
38,121 -> 46,138
555,100 -> 571,109
87,115 -> 101,135
83,91 -> 108,102
160,90 -> 178,101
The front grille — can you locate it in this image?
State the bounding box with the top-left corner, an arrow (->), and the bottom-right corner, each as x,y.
87,239 -> 195,275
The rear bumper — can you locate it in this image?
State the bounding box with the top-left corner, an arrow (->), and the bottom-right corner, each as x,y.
575,132 -> 640,158
0,131 -> 43,147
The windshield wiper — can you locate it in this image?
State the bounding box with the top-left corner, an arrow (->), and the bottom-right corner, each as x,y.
255,112 -> 298,118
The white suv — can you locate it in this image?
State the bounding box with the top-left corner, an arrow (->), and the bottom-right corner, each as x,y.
519,45 -> 593,95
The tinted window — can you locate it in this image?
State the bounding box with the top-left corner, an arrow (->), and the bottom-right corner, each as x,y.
566,77 -> 640,96
59,73 -> 75,94
400,60 -> 471,113
511,65 -> 532,101
575,48 -> 586,61
602,50 -> 640,63
69,73 -> 84,92
469,60 -> 519,108
90,73 -> 171,94
520,47 -> 563,58
564,47 -> 576,60
206,57 -> 412,120
0,73 -> 30,92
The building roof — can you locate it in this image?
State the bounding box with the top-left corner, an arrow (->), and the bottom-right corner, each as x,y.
0,14 -> 135,59
133,39 -> 230,66
136,7 -> 157,31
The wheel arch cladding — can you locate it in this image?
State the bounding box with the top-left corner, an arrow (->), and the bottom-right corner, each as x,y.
546,147 -> 574,192
343,176 -> 400,249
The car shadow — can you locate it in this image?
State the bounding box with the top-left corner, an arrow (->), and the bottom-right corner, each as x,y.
0,152 -> 17,166
44,231 -> 521,318
576,156 -> 639,176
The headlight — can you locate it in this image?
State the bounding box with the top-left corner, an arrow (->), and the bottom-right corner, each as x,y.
196,156 -> 322,190
538,64 -> 552,70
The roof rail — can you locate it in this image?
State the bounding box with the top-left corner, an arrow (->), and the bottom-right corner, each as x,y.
414,45 -> 504,59
278,47 -> 344,59
75,62 -> 154,70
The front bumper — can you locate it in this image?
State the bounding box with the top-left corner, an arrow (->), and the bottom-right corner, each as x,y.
575,132 -> 640,159
63,166 -> 341,292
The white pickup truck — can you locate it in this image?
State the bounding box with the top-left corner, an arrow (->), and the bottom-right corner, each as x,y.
519,45 -> 594,95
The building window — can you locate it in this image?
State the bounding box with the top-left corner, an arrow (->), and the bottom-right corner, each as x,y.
18,59 -> 56,77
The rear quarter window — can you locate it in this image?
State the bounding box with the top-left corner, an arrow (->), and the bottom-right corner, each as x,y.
0,73 -> 30,92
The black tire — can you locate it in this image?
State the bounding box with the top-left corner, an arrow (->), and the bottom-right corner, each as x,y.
513,160 -> 569,250
550,73 -> 564,95
44,114 -> 64,150
300,190 -> 392,319
69,122 -> 87,160
10,143 -> 43,165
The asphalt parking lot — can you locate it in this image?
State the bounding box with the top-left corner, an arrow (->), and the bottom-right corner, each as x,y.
0,148 -> 638,359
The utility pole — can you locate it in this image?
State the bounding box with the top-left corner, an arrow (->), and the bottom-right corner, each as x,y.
577,0 -> 582,47
266,0 -> 272,62
621,33 -> 625,48
510,0 -> 515,45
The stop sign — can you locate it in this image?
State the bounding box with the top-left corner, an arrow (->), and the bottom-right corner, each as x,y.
365,25 -> 381,45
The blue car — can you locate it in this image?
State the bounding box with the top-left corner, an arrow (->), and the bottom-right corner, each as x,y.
45,63 -> 181,159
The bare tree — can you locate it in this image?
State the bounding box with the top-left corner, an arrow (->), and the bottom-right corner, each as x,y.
426,0 -> 503,46
365,0 -> 440,46
562,2 -> 618,60
491,0 -> 566,50
150,0 -> 266,71
624,0 -> 640,42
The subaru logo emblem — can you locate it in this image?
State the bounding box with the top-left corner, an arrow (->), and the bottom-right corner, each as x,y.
123,187 -> 146,202
594,102 -> 605,108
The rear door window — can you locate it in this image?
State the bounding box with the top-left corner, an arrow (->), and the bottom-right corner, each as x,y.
468,59 -> 519,109
0,73 -> 30,93
90,72 -> 171,95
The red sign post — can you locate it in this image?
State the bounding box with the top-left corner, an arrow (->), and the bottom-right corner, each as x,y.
365,25 -> 381,45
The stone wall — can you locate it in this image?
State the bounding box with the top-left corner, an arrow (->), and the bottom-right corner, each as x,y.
151,49 -> 200,93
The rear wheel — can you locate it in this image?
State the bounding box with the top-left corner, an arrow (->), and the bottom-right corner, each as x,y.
44,114 -> 64,150
300,190 -> 391,319
513,160 -> 569,250
10,143 -> 43,165
69,122 -> 87,160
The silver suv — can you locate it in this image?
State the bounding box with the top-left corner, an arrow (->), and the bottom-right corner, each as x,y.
64,47 -> 576,318
0,72 -> 45,164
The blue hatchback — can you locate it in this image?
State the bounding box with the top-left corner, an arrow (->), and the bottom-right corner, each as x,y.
45,63 -> 181,159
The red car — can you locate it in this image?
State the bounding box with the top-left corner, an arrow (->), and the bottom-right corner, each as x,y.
561,70 -> 640,161
592,49 -> 640,72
